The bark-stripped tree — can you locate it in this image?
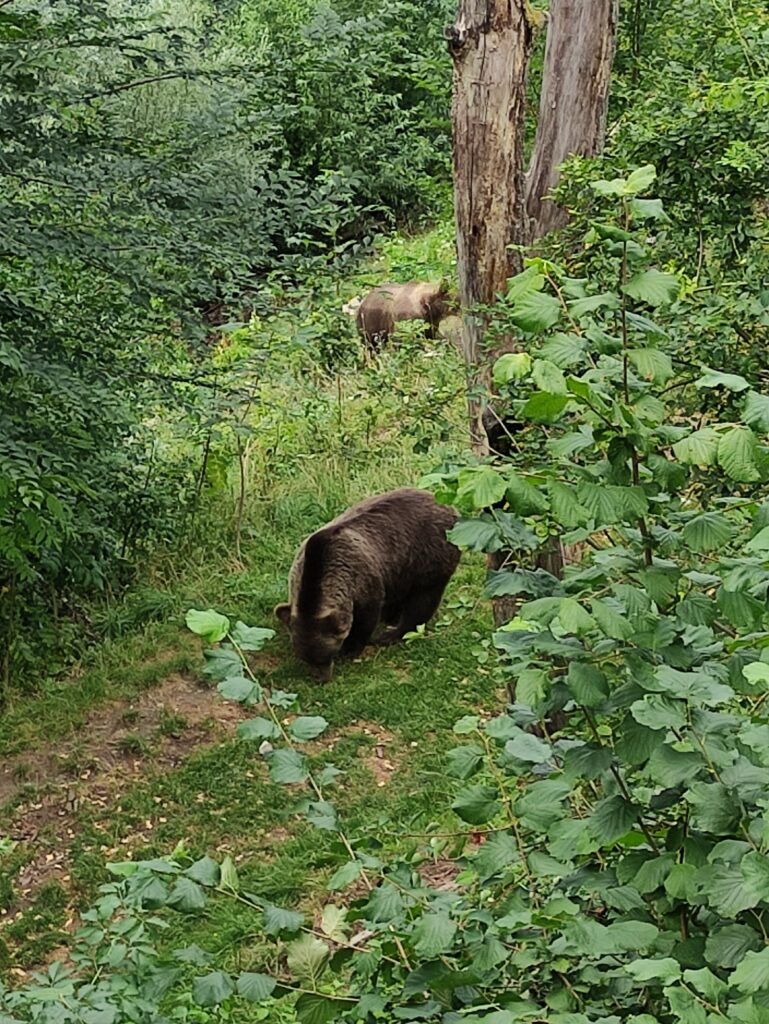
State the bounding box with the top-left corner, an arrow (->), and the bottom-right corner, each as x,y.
449,0 -> 618,625
525,0 -> 619,241
447,1 -> 533,449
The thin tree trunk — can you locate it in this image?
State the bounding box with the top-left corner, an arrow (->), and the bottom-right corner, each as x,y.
447,1 -> 533,452
524,0 -> 618,242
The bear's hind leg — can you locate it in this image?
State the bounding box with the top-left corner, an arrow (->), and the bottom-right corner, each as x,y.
378,584 -> 447,647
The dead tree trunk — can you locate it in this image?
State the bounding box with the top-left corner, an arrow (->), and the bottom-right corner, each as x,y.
524,0 -> 618,241
447,1 -> 533,452
449,1 -> 617,631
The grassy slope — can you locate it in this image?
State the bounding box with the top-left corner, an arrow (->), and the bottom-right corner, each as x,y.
0,225 -> 503,972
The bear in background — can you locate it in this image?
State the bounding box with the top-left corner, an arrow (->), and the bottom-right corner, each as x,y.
355,281 -> 455,352
274,489 -> 460,681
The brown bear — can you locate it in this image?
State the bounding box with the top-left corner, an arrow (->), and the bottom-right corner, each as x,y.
355,281 -> 455,352
274,488 -> 460,680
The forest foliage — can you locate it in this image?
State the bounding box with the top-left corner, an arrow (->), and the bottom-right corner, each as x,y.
0,0 -> 454,685
2,0 -> 769,1023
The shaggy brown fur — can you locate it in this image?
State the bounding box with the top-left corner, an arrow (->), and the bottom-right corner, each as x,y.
356,281 -> 454,352
274,489 -> 460,680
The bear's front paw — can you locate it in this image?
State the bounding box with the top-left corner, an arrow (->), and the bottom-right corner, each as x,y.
377,628 -> 403,647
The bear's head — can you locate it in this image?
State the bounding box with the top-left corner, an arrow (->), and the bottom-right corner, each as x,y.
274,603 -> 352,681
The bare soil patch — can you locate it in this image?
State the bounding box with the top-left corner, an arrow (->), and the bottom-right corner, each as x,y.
1,673 -> 250,909
326,719 -> 400,786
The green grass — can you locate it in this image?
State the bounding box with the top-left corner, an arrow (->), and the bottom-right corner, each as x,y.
1,558 -> 496,969
0,223 -> 491,973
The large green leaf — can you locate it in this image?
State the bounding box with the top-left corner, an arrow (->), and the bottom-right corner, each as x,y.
505,266 -> 545,300
286,935 -> 330,984
485,715 -> 522,740
563,743 -> 612,780
589,795 -> 638,843
230,622 -> 275,651
623,269 -> 678,306
167,878 -> 207,913
493,352 -> 531,384
740,852 -> 769,901
295,993 -> 343,1024
193,972 -> 235,1008
504,472 -> 550,516
682,512 -> 733,553
646,744 -> 704,787
615,716 -> 666,765
217,676 -> 263,706
532,358 -> 568,394
743,391 -> 769,433
717,587 -> 766,629
685,782 -> 740,835
577,482 -> 648,524
651,665 -> 734,705
516,668 -> 550,707
447,744 -> 485,779
717,427 -> 760,482
549,481 -> 590,528
327,861 -> 363,891
452,784 -> 501,825
628,347 -> 673,383
521,391 -> 570,423
731,949 -> 769,994
457,467 -> 508,509
625,958 -> 681,984
186,608 -> 230,643
411,913 -> 457,957
186,857 -> 221,887
541,331 -> 587,368
306,800 -> 338,831
267,749 -> 309,785
556,598 -> 596,635
590,598 -> 634,640
202,648 -> 243,681
673,427 -> 721,466
236,973 -> 277,1002
625,164 -> 657,193
237,717 -> 280,741
630,694 -> 687,731
745,526 -> 769,554
509,290 -> 562,332
705,925 -> 762,968
472,832 -> 519,880
447,518 -> 502,552
630,197 -> 667,220
707,866 -> 762,917
504,729 -> 551,763
567,663 -> 608,706
696,368 -> 751,392
289,716 -> 329,742
366,884 -> 405,923
567,292 -> 619,318
261,900 -> 304,935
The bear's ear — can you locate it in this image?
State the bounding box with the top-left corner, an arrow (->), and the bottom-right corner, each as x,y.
274,603 -> 291,625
